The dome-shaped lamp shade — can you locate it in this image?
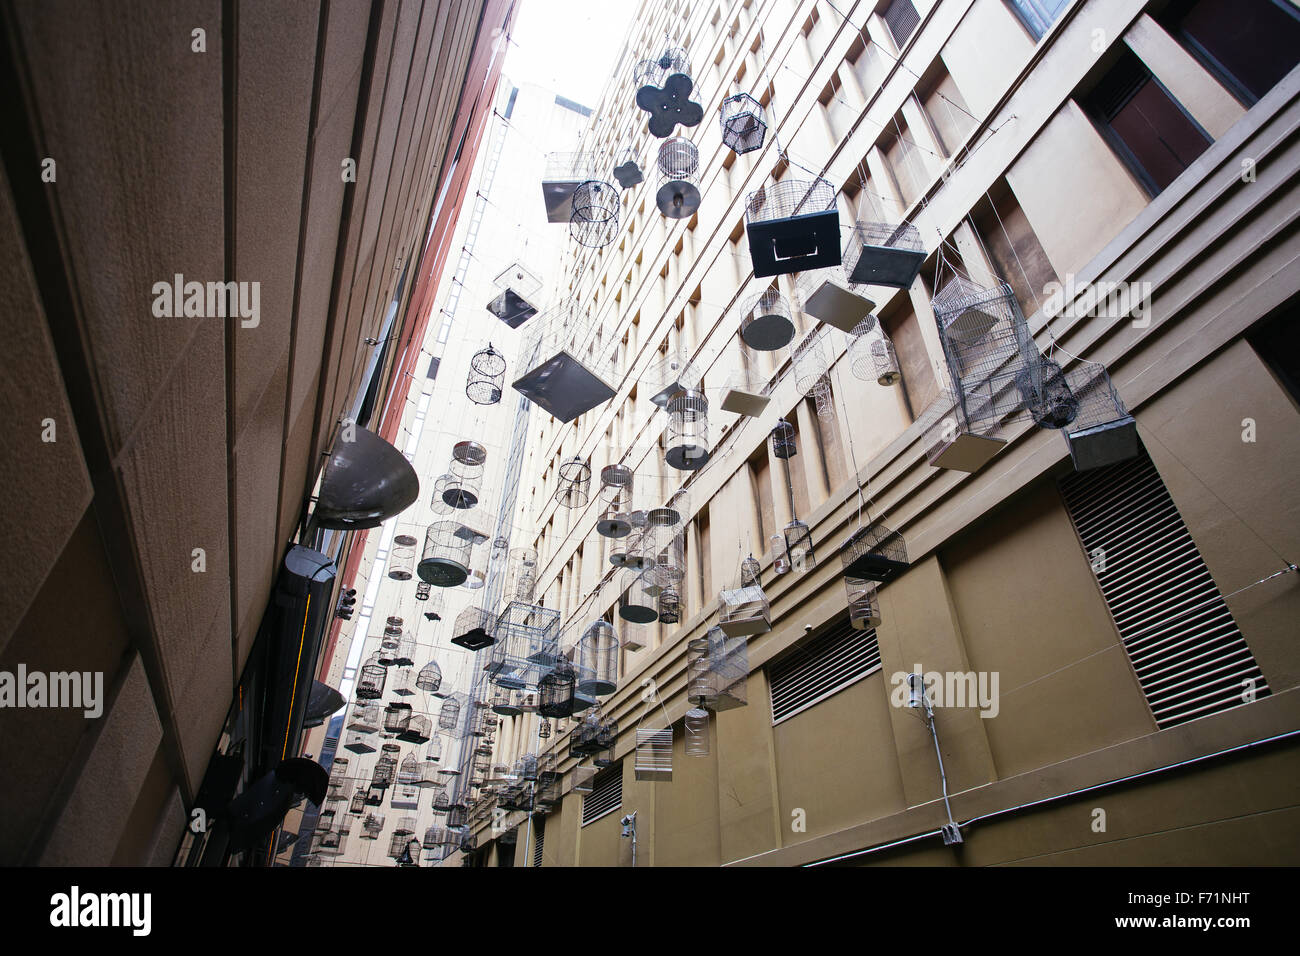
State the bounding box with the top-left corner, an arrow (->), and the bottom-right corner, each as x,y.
418,520 -> 472,587
466,344 -> 507,405
315,426 -> 420,530
666,388 -> 710,470
655,136 -> 701,219
577,620 -> 619,696
719,92 -> 767,154
744,178 -> 840,278
739,288 -> 795,351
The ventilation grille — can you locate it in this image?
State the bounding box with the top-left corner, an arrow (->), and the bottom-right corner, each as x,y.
883,0 -> 921,48
581,764 -> 622,826
532,817 -> 545,866
768,616 -> 881,725
1059,448 -> 1269,728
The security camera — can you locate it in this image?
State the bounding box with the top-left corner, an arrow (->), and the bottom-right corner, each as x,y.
804,624 -> 813,633
620,812 -> 636,826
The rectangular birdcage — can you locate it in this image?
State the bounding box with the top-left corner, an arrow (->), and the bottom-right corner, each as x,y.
1062,361 -> 1138,471
839,523 -> 910,583
488,262 -> 543,328
843,220 -> 925,289
708,629 -> 750,712
918,390 -> 1007,472
541,152 -> 598,222
718,586 -> 771,636
571,764 -> 597,793
635,727 -> 673,782
796,267 -> 876,333
745,178 -> 842,278
512,306 -> 615,422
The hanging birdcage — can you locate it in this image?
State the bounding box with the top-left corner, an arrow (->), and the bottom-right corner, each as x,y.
349,786 -> 368,815
390,665 -> 417,696
397,714 -> 431,745
791,329 -> 831,398
719,585 -> 771,636
418,520 -> 473,587
1015,355 -> 1079,429
770,417 -> 797,459
513,304 -> 616,422
596,464 -> 635,537
383,702 -> 412,737
613,145 -> 644,189
356,654 -> 387,700
424,735 -> 443,764
451,605 -> 496,651
770,533 -> 790,574
783,518 -> 816,573
466,344 -> 507,405
839,522 -> 909,583
635,726 -> 673,782
397,753 -> 421,788
635,46 -> 703,137
541,152 -> 598,222
487,262 -> 543,328
739,288 -> 795,351
854,322 -> 902,386
655,136 -> 701,219
843,220 -> 926,289
344,730 -> 376,754
416,660 -> 443,696
618,569 -> 658,624
555,455 -> 592,508
429,474 -> 455,516
1061,360 -> 1138,471
577,620 -> 619,697
491,686 -> 522,716
665,388 -> 710,470
710,627 -> 750,711
745,177 -> 841,277
846,576 -> 883,630
371,744 -> 399,790
685,707 -> 710,756
388,533 -> 418,580
719,92 -> 766,154
442,440 -> 487,509
648,345 -> 703,407
592,716 -> 618,767
447,803 -> 469,830
657,584 -> 681,624
348,701 -> 380,733
720,338 -> 772,417
538,657 -> 577,718
570,179 -> 621,248
415,580 -> 432,601
361,813 -> 385,839
439,696 -> 462,731
740,554 -> 762,589
571,764 -> 597,793
488,601 -> 562,686
796,266 -> 876,333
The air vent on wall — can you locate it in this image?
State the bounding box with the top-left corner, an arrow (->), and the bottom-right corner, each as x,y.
768,616 -> 881,725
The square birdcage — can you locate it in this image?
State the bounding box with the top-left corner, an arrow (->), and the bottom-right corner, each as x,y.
397,714 -> 431,745
541,152 -> 598,222
347,701 -> 380,733
634,727 -> 673,782
840,523 -> 909,583
720,92 -> 767,154
488,262 -> 543,328
383,702 -> 413,736
745,178 -> 841,278
718,586 -> 771,637
842,220 -> 925,289
920,390 -> 1007,472
512,309 -> 616,422
492,600 -> 562,673
1062,361 -> 1138,471
796,267 -> 876,333
571,764 -> 597,793
451,605 -> 496,651
343,731 -> 376,754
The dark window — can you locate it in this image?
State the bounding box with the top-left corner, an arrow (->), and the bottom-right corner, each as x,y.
882,0 -> 921,48
427,355 -> 441,380
1006,0 -> 1071,41
1085,50 -> 1212,195
1246,304 -> 1300,408
1161,0 -> 1300,106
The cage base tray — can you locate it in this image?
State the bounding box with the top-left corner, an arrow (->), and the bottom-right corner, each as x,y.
718,617 -> 770,637
512,349 -> 616,423
487,288 -> 538,329
343,741 -> 377,754
619,604 -> 659,624
928,431 -> 1006,472
847,244 -> 925,289
597,517 -> 632,538
747,209 -> 842,278
542,178 -> 585,222
1067,415 -> 1138,471
740,314 -> 795,351
450,629 -> 495,651
666,444 -> 710,470
802,279 -> 876,333
841,552 -> 910,584
720,387 -> 770,416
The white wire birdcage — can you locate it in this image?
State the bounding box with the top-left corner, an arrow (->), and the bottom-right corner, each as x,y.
655,136 -> 701,219
569,180 -> 621,248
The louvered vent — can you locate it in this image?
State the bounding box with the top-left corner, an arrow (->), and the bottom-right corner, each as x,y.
768,615 -> 881,725
882,0 -> 921,48
581,763 -> 622,826
532,817 -> 545,866
1059,447 -> 1269,728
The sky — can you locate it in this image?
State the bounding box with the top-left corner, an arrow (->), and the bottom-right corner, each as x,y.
502,0 -> 639,110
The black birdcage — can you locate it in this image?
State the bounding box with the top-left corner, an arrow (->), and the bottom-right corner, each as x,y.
416,660 -> 443,695
839,522 -> 909,583
451,605 -> 496,651
739,288 -> 795,351
383,702 -> 412,736
655,136 -> 701,219
1062,361 -> 1138,471
719,92 -> 767,153
783,518 -> 816,573
1015,356 -> 1079,430
388,533 -> 418,580
842,220 -> 926,289
357,654 -> 387,699
443,440 -> 487,509
745,178 -> 840,277
657,584 -> 681,624
635,47 -> 703,137
555,456 -> 592,508
439,695 -> 462,731
487,262 -> 542,328
415,580 -> 432,602
740,554 -> 762,589
418,520 -> 473,587
447,803 -> 469,830
770,418 -> 797,459
596,464 -> 635,537
666,388 -> 710,470
538,719 -> 552,740
466,344 -> 507,405
592,717 -> 618,768
349,786 -> 368,815
397,714 -> 431,745
570,180 -> 621,248
538,657 -> 577,718
371,744 -> 399,791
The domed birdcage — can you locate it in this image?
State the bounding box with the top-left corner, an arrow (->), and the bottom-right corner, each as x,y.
791,329 -> 831,399
466,344 -> 507,405
424,735 -> 443,764
577,620 -> 619,697
349,786 -> 368,815
398,714 -> 431,745
356,654 -> 387,700
613,145 -> 644,189
840,521 -> 910,583
569,180 -> 621,248
846,575 -> 883,630
439,695 -> 462,731
719,92 -> 767,154
739,288 -> 795,351
796,266 -> 876,333
538,657 -> 577,718
770,417 -> 797,460
655,136 -> 701,219
451,605 -> 496,651
1015,356 -> 1079,430
843,219 -> 925,290
618,569 -> 658,624
538,718 -> 552,740
442,440 -> 487,509
596,463 -> 635,538
487,262 -> 543,329
371,744 -> 399,790
665,388 -> 710,471
398,753 -> 421,788
390,664 -> 417,696
847,319 -> 900,385
740,553 -> 762,589
745,177 -> 840,278
506,547 -> 539,603
388,533 -> 418,580
555,456 -> 591,508
416,660 -> 443,696
685,706 -> 710,756
418,520 -> 473,587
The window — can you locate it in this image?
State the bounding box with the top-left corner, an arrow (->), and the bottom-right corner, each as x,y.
882,0 -> 921,49
1006,0 -> 1070,41
581,764 -> 623,825
1160,0 -> 1300,106
1085,49 -> 1212,195
1247,305 -> 1300,408
1059,445 -> 1270,728
768,615 -> 881,724
970,179 -> 1058,319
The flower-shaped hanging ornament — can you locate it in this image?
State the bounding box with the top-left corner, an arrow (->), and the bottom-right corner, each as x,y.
635,47 -> 704,138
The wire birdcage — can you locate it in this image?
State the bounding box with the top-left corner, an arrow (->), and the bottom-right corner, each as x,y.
487,262 -> 542,328
719,92 -> 766,153
1061,360 -> 1138,471
613,145 -> 644,189
424,735 -> 443,764
451,605 -> 496,651
555,456 -> 591,508
709,627 -> 750,711
770,417 -> 797,459
438,695 -> 462,731
570,180 -> 621,248
1015,355 -> 1079,430
344,730 -> 376,754
648,345 -> 703,407
655,136 -> 701,219
796,266 -> 876,333
839,522 -> 909,583
618,569 -> 658,624
487,601 -> 562,688
609,509 -> 649,569
739,288 -> 795,351
397,753 -> 421,788
357,654 -> 387,700
349,786 -> 368,814
538,657 -> 577,718
429,474 -> 454,516
719,585 -> 771,636
635,46 -> 702,137
397,714 -> 431,744
542,152 -> 598,222
635,725 -> 673,782
720,337 -> 772,417
442,440 -> 487,509
571,764 -> 597,793
665,388 -> 710,470
491,686 -> 523,716
842,220 -> 926,289
371,744 -> 399,790
506,547 -> 539,602
577,620 -> 619,696
745,178 -> 841,277
596,464 -> 635,538
846,576 -> 883,629
416,660 -> 443,695
348,701 -> 380,733
740,554 -> 762,589
466,344 -> 506,405
685,707 -> 710,756
390,664 -> 417,696
418,520 -> 473,587
783,518 -> 816,573
388,533 -> 418,580
791,329 -> 831,397
415,580 -> 432,602
657,584 -> 681,624
383,702 -> 412,737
